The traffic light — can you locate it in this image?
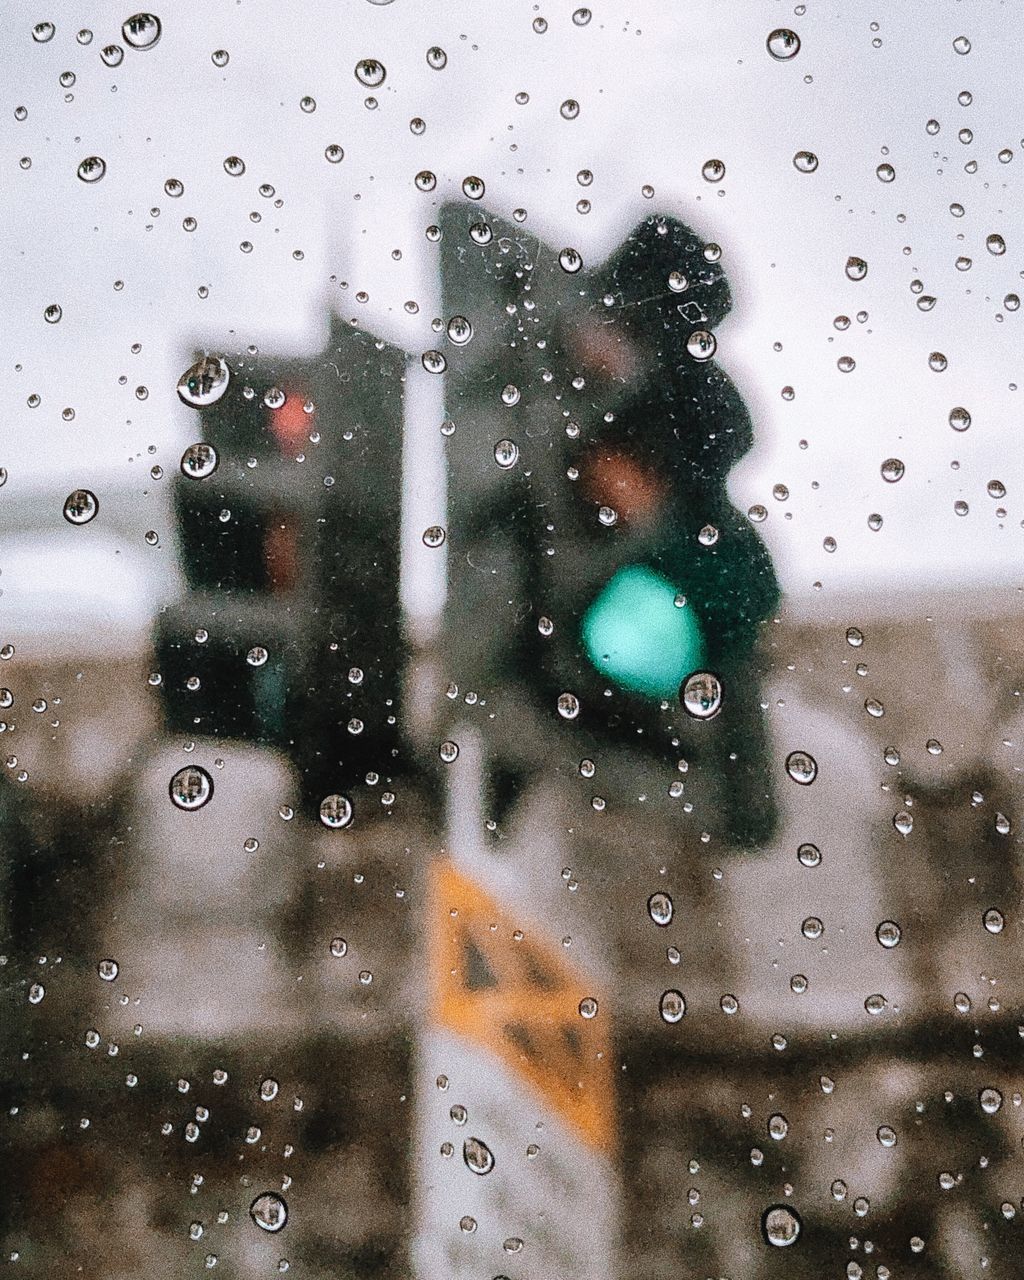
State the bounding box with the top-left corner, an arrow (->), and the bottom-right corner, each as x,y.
439,203 -> 780,844
154,317 -> 408,818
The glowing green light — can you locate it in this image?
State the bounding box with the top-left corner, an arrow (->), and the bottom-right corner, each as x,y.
581,564 -> 705,700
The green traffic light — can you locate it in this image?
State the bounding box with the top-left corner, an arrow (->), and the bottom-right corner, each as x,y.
581,564 -> 705,701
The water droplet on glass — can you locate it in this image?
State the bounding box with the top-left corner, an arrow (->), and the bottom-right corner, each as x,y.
686,329 -> 717,362
762,1203 -> 801,1246
648,892 -> 673,926
250,1192 -> 287,1233
680,671 -> 723,720
557,692 -> 580,720
439,740 -> 459,763
766,28 -> 801,60
494,439 -> 519,469
122,12 -> 161,50
659,989 -> 685,1023
558,247 -> 583,273
211,48 -> 228,66
223,154 -> 245,176
893,810 -> 913,835
952,34 -> 971,54
876,920 -> 901,948
169,765 -> 213,811
422,524 -> 446,547
881,457 -> 905,483
180,443 -> 219,479
983,907 -> 1004,934
355,58 -> 385,86
793,150 -> 818,172
100,43 -> 124,65
177,354 -> 230,408
446,315 -> 473,345
319,794 -> 353,829
32,21 -> 55,42
77,155 -> 106,183
845,255 -> 868,280
63,488 -> 98,525
876,163 -> 895,182
98,958 -> 119,981
578,995 -> 598,1019
786,750 -> 817,785
28,982 -> 45,1004
426,45 -> 447,69
463,1136 -> 494,1174
701,158 -> 726,182
797,842 -> 821,867
44,303 -> 62,324
980,1086 -> 1002,1114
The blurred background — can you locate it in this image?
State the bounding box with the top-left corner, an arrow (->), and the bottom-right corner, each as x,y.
2,1 -> 1024,1277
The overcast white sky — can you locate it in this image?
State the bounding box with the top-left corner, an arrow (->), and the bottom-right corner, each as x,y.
2,0 -> 1022,642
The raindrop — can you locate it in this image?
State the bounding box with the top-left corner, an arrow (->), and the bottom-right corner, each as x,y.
893,810 -> 913,835
447,315 -> 473,345
578,996 -> 598,1019
558,247 -> 583,273
180,442 -> 218,478
762,1204 -> 801,1246
845,256 -> 868,280
439,740 -> 459,763
355,58 -> 385,86
415,170 -> 437,191
122,13 -> 161,50
701,158 -> 726,183
426,46 -> 447,69
983,907 -> 1004,934
986,233 -> 1006,256
881,457 -> 905,482
557,692 -> 580,720
980,1087 -> 1002,1114
876,920 -> 901,948
494,439 -> 519,469
164,177 -> 183,197
325,144 -> 344,163
32,21 -> 55,42
249,1192 -> 287,1233
560,99 -> 580,120
463,1137 -> 494,1174
793,150 -> 818,172
952,34 -> 971,54
686,329 -> 717,361
169,765 -> 213,811
211,48 -> 228,66
766,28 -> 801,60
44,303 -> 62,323
462,175 -> 485,200
422,525 -> 446,548
648,892 -> 673,926
223,155 -> 245,176
101,44 -> 124,65
949,406 -> 971,431
876,163 -> 895,182
98,958 -> 119,981
797,843 -> 821,867
63,489 -> 98,525
659,989 -> 686,1023
680,671 -> 723,720
573,7 -> 592,24
319,794 -> 353,829
177,355 -> 230,409
785,751 -> 817,785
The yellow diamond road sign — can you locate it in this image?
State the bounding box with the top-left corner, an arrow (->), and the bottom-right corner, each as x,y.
428,856 -> 615,1152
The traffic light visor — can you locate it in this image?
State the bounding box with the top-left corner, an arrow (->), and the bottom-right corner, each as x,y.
581,564 -> 705,700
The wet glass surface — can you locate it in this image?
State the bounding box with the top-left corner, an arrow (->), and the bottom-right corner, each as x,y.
2,4 -> 1024,1277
